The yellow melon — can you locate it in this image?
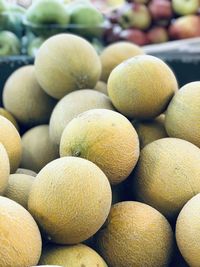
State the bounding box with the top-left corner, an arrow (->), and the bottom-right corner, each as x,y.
3,65 -> 56,127
94,81 -> 108,95
49,89 -> 114,145
28,157 -> 111,244
39,244 -> 107,267
0,107 -> 19,130
0,196 -> 42,267
165,81 -> 200,148
176,193 -> 200,267
108,55 -> 178,119
16,168 -> 37,177
5,173 -> 34,209
60,109 -> 140,185
0,143 -> 10,194
21,125 -> 59,172
0,115 -> 22,173
133,138 -> 200,219
35,34 -> 102,99
96,201 -> 174,267
100,41 -> 144,82
134,114 -> 168,149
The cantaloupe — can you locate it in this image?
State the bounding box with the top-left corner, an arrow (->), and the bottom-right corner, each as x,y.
176,193 -> 200,267
133,114 -> 168,149
0,115 -> 22,173
39,244 -> 107,267
0,196 -> 42,267
21,125 -> 59,172
16,168 -> 37,177
3,65 -> 56,127
108,55 -> 178,119
94,81 -> 108,95
49,89 -> 114,145
0,143 -> 10,194
0,107 -> 19,130
35,34 -> 102,99
96,201 -> 174,267
133,138 -> 200,219
100,41 -> 144,82
165,82 -> 200,148
60,109 -> 140,185
5,174 -> 34,209
28,157 -> 111,244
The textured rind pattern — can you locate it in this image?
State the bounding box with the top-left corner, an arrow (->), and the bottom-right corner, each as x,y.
96,201 -> 174,267
176,193 -> 200,267
108,55 -> 178,119
134,114 -> 168,149
39,244 -> 108,267
0,143 -> 10,194
165,82 -> 200,148
16,168 -> 37,177
0,116 -> 22,173
0,196 -> 42,267
49,89 -> 114,145
35,34 -> 102,99
133,138 -> 200,219
28,157 -> 112,244
100,41 -> 144,82
60,109 -> 140,185
3,65 -> 56,126
21,125 -> 59,172
5,174 -> 34,208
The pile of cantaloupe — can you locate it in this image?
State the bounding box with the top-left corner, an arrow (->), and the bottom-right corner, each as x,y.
0,32 -> 200,267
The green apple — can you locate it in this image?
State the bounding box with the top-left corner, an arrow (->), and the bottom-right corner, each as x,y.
69,4 -> 104,37
26,0 -> 70,25
0,31 -> 20,56
0,11 -> 24,37
8,4 -> 26,14
27,36 -> 45,57
172,0 -> 199,15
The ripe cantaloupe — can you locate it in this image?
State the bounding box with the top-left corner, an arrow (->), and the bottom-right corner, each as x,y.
49,89 -> 114,145
94,81 -> 108,95
39,244 -> 107,267
176,194 -> 200,267
0,115 -> 22,173
60,109 -> 140,185
0,143 -> 10,194
5,174 -> 34,209
21,125 -> 59,172
133,114 -> 168,149
0,196 -> 42,267
165,82 -> 200,148
133,138 -> 200,219
96,201 -> 174,267
3,65 -> 56,127
0,107 -> 19,130
35,34 -> 102,99
28,157 -> 111,244
16,168 -> 37,177
100,41 -> 144,82
108,55 -> 178,119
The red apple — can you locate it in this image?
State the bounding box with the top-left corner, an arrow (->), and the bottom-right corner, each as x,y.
147,26 -> 169,43
119,3 -> 152,30
103,24 -> 122,44
169,15 -> 200,39
120,28 -> 149,46
127,0 -> 150,3
149,0 -> 173,21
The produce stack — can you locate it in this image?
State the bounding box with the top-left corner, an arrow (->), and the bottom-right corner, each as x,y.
0,30 -> 200,266
105,0 -> 200,45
